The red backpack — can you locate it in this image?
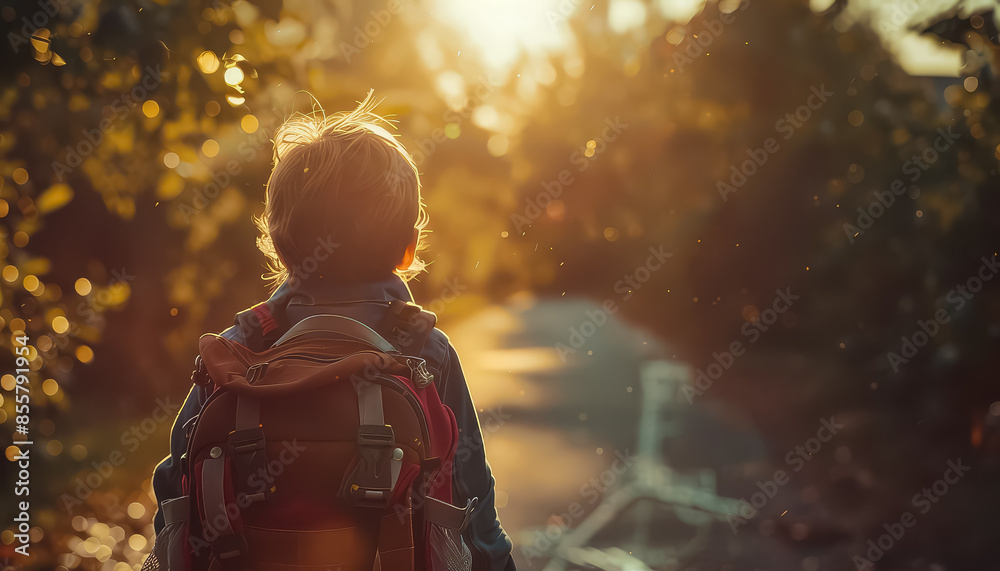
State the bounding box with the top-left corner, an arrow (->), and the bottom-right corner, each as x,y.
144,304 -> 475,571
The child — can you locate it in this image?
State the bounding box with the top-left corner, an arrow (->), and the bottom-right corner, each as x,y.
152,93 -> 516,570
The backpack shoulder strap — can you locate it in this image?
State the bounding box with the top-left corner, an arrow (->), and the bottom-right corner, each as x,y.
380,300 -> 437,356
273,314 -> 396,352
235,301 -> 287,351
190,301 -> 282,389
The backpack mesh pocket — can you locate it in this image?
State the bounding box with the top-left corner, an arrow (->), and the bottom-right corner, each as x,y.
142,496 -> 190,571
428,523 -> 472,571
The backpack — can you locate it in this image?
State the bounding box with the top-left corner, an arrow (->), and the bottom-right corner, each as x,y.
144,301 -> 476,571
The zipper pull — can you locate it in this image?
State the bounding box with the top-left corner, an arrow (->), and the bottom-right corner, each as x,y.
407,358 -> 434,388
183,414 -> 200,439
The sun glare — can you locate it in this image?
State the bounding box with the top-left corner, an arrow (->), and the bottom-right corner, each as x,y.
432,0 -> 580,74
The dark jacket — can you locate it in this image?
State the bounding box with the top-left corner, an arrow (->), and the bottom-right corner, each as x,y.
151,275 -> 516,571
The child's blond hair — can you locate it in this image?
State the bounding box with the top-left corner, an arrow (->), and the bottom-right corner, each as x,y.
255,92 -> 427,289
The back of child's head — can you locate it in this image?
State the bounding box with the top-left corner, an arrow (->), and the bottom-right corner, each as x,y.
256,92 -> 427,288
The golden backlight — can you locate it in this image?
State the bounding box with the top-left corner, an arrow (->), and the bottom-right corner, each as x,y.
431,0 -> 581,74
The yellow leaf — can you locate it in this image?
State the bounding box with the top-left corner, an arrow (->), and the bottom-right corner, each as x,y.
21,257 -> 51,276
68,94 -> 90,112
158,172 -> 185,200
36,184 -> 73,214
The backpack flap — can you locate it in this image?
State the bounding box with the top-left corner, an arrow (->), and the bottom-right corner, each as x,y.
196,332 -> 410,396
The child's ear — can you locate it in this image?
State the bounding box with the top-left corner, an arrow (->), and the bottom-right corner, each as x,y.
396,228 -> 419,271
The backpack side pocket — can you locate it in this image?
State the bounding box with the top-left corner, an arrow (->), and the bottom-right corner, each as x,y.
142,496 -> 191,571
428,523 -> 472,571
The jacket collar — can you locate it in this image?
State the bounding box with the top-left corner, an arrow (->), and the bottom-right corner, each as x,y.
230,274 -> 415,348
281,273 -> 415,305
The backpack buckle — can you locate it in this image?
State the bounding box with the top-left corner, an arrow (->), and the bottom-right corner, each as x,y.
228,426 -> 265,454
344,424 -> 395,508
357,424 -> 394,448
213,533 -> 249,567
227,427 -> 272,502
